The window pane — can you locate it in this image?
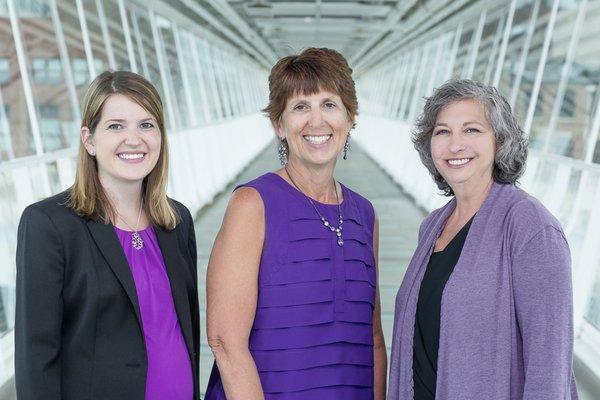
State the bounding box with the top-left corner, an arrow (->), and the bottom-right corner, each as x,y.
103,0 -> 131,71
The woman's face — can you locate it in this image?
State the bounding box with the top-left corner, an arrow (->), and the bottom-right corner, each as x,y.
274,90 -> 353,169
430,99 -> 496,193
82,94 -> 162,190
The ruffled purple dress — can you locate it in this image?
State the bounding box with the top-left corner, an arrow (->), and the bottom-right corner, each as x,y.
205,173 -> 376,399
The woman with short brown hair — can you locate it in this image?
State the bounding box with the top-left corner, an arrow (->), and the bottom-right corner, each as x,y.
205,47 -> 386,400
15,70 -> 199,400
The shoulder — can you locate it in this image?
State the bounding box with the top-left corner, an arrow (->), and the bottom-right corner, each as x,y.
499,185 -> 566,253
229,186 -> 264,216
343,184 -> 375,221
504,185 -> 562,233
169,198 -> 192,223
21,190 -> 77,224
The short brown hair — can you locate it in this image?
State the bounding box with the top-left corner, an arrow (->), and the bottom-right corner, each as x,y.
68,70 -> 179,229
263,47 -> 358,124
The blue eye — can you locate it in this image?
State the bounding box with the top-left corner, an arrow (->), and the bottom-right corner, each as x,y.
107,123 -> 123,130
434,129 -> 449,136
466,128 -> 480,134
140,122 -> 155,130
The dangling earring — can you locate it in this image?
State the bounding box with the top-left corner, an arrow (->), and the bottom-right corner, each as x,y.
278,138 -> 288,165
343,132 -> 351,160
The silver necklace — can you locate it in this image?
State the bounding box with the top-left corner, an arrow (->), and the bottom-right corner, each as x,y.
285,167 -> 344,246
116,200 -> 144,250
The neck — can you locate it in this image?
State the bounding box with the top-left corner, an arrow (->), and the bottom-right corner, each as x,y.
284,158 -> 338,203
452,178 -> 494,221
99,176 -> 144,222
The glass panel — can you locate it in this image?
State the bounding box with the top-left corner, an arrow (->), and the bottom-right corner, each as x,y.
496,0 -> 538,101
156,16 -> 187,129
451,27 -> 474,78
472,16 -> 504,84
17,0 -> 77,153
102,0 -> 130,70
130,8 -> 165,111
179,31 -> 206,125
81,0 -> 109,73
547,0 -> 600,158
56,0 -> 91,104
528,3 -> 579,151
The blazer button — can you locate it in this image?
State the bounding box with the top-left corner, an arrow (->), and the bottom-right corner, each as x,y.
126,361 -> 141,368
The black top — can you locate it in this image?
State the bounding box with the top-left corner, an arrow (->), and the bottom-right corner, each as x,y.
413,217 -> 474,400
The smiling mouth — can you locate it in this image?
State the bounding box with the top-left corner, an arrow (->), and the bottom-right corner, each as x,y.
303,134 -> 332,145
117,153 -> 145,160
446,158 -> 472,166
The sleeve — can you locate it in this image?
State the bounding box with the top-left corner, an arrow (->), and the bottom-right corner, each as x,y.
15,205 -> 64,400
511,225 -> 576,399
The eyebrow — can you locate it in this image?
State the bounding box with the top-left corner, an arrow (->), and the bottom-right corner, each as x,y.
105,118 -> 154,123
434,121 -> 485,127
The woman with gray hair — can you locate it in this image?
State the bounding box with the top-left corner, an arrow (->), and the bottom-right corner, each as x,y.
388,79 -> 578,400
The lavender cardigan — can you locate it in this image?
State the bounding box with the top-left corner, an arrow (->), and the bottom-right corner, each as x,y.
388,182 -> 578,399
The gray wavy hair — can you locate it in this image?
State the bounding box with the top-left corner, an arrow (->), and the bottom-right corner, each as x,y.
413,79 -> 528,196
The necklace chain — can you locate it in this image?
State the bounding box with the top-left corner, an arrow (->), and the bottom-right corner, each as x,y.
115,199 -> 144,250
284,167 -> 344,246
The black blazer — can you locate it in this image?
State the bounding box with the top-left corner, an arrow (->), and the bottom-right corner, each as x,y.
15,191 -> 199,400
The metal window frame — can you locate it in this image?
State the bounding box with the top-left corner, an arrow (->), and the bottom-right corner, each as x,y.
189,34 -> 212,125
130,7 -> 150,78
201,40 -> 224,120
49,0 -> 80,119
523,0 -> 560,136
509,0 -> 541,108
492,0 -> 517,87
542,0 -> 588,154
96,0 -> 116,70
117,0 -> 137,73
484,13 -> 505,85
75,0 -> 96,80
149,9 -> 177,130
0,85 -> 15,160
445,24 -> 463,80
465,10 -> 487,79
173,25 -> 197,127
7,0 -> 44,157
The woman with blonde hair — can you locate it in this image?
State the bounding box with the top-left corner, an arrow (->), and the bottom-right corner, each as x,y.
15,70 -> 199,400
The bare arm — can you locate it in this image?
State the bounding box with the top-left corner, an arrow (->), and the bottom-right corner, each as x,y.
206,187 -> 265,400
373,215 -> 387,399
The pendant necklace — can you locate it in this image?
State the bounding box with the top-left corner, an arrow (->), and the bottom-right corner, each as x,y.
116,200 -> 144,250
285,167 -> 344,246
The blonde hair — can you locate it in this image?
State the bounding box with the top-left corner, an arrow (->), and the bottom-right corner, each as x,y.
68,70 -> 179,229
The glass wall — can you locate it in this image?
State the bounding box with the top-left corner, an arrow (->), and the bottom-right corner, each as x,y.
358,0 -> 600,377
0,0 -> 268,389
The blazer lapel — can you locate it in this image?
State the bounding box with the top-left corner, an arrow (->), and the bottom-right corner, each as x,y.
154,226 -> 195,365
86,219 -> 143,329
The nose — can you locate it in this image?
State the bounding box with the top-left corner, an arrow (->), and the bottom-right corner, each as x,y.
308,108 -> 324,128
448,132 -> 466,153
124,129 -> 142,146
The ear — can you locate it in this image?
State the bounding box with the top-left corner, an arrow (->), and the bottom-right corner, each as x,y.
81,127 -> 95,156
271,120 -> 285,141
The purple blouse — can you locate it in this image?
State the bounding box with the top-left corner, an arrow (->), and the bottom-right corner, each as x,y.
115,226 -> 193,400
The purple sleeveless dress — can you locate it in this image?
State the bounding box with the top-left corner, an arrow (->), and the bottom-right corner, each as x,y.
205,173 -> 376,400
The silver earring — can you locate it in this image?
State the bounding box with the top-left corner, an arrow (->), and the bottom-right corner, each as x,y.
90,150 -> 96,156
343,133 -> 351,160
278,139 -> 288,165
